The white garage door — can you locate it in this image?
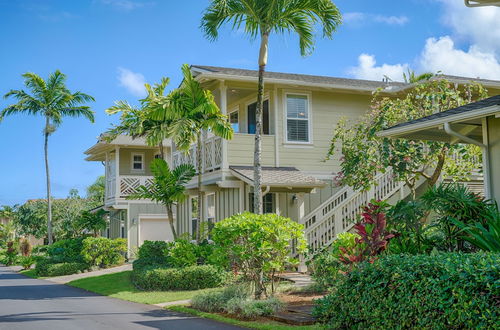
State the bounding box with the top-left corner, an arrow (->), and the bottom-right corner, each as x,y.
139,217 -> 174,246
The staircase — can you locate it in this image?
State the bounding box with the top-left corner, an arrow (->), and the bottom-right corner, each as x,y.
301,168 -> 407,254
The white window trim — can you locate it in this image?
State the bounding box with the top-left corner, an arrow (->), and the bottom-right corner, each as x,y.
130,152 -> 145,173
229,107 -> 240,133
205,192 -> 216,222
283,91 -> 313,145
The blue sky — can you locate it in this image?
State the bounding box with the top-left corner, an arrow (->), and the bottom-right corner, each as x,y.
0,0 -> 499,205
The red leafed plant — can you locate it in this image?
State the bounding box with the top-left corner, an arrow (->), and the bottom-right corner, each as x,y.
339,200 -> 394,265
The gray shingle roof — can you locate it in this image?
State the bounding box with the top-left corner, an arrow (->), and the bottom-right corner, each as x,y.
192,65 -> 407,91
386,94 -> 500,130
229,166 -> 325,187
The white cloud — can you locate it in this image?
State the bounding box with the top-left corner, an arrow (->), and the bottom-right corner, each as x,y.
117,67 -> 146,97
343,12 -> 409,26
419,36 -> 500,79
348,54 -> 409,82
99,0 -> 150,11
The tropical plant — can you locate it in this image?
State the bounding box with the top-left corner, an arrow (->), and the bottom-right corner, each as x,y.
338,201 -> 394,266
201,0 -> 342,214
81,237 -> 127,268
106,77 -> 171,159
1,71 -> 95,244
328,79 -> 486,197
4,241 -> 18,265
211,212 -> 306,299
86,176 -> 106,206
19,238 -> 32,256
451,209 -> 500,252
402,69 -> 434,83
167,64 -> 233,241
76,209 -> 107,237
128,159 -> 195,240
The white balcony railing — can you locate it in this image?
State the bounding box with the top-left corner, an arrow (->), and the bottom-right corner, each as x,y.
172,135 -> 223,173
105,175 -> 154,202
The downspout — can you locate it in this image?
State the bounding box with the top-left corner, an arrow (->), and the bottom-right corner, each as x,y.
262,185 -> 271,197
443,122 -> 491,200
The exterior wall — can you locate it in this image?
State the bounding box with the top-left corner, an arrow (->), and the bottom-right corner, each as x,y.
127,203 -> 167,256
119,148 -> 157,176
487,116 -> 500,205
228,135 -> 275,166
108,210 -> 126,239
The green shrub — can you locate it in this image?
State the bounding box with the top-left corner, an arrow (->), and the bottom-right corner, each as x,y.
4,241 -> 18,265
35,258 -> 88,276
168,239 -> 198,267
82,237 -> 127,268
20,255 -> 36,270
191,284 -> 251,313
137,240 -> 170,261
226,297 -> 284,319
314,253 -> 500,329
47,238 -> 85,263
132,264 -> 229,291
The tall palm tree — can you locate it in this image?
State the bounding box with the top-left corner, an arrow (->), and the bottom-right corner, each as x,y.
129,159 -> 195,240
167,64 -> 233,241
403,69 -> 434,83
1,71 -> 94,244
106,77 -> 171,159
201,0 -> 342,213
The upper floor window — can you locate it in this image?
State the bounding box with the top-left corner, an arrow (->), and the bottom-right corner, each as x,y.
229,110 -> 239,133
131,153 -> 144,172
286,94 -> 310,143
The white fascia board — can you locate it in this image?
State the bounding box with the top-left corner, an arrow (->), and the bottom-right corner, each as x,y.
377,105 -> 500,138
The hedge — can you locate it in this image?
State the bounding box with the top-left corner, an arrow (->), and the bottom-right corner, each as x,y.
314,253 -> 500,329
36,259 -> 88,277
132,265 -> 229,291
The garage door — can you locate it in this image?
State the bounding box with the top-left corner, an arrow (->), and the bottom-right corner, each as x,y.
139,217 -> 174,246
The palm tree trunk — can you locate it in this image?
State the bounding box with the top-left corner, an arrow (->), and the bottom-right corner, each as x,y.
196,132 -> 203,242
158,141 -> 165,160
167,205 -> 177,240
253,32 -> 269,215
44,117 -> 53,245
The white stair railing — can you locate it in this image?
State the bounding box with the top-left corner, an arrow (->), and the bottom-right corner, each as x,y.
302,168 -> 404,254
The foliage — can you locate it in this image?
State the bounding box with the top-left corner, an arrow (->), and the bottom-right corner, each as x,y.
226,297 -> 284,319
211,212 -> 306,298
191,284 -> 251,313
136,240 -> 170,266
0,205 -> 17,246
168,238 -> 199,267
36,260 -> 88,277
338,201 -> 394,265
1,70 -> 95,244
86,176 -> 105,206
76,209 -> 107,237
81,237 -> 127,268
47,238 -> 85,263
313,253 -> 500,329
20,255 -> 35,270
4,241 -> 18,265
19,238 -> 32,256
308,233 -> 359,289
132,265 -> 229,291
422,183 -> 494,251
15,200 -> 47,239
128,160 -> 195,240
328,79 -> 487,194
386,199 -> 432,254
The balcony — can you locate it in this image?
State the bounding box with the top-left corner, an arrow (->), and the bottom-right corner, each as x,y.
171,135 -> 223,173
105,175 -> 154,203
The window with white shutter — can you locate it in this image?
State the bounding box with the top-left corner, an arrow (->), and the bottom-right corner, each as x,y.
286,94 -> 310,143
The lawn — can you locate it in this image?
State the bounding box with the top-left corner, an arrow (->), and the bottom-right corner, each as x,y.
67,270 -> 215,305
169,306 -> 321,330
19,269 -> 41,279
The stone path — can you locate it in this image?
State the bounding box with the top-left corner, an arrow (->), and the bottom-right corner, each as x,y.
46,264 -> 132,284
276,272 -> 314,287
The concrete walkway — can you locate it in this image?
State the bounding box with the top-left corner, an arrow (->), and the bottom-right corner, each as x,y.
276,272 -> 314,288
0,265 -> 242,330
46,264 -> 132,284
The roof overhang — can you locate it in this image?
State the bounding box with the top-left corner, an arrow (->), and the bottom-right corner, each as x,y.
378,104 -> 500,142
84,135 -> 171,161
465,0 -> 500,7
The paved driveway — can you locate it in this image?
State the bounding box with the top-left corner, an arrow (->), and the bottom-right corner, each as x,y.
0,266 -> 242,330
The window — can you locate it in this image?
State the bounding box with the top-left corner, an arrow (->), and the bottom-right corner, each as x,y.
120,224 -> 125,238
229,110 -> 239,133
247,100 -> 270,134
191,197 -> 198,239
206,193 -> 216,234
249,193 -> 274,214
154,154 -> 162,159
131,153 -> 144,171
286,94 -> 310,142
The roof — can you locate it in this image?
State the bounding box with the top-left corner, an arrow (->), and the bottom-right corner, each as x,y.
229,166 -> 326,188
191,65 -> 500,93
378,94 -> 500,141
84,135 -> 171,161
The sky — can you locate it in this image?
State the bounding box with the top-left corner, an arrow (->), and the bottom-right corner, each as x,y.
0,0 -> 499,205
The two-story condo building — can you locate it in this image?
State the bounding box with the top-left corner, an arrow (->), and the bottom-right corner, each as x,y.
85,66 -> 500,256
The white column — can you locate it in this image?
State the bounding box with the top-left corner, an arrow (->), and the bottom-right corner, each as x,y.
273,87 -> 280,167
220,81 -> 229,171
115,147 -> 120,199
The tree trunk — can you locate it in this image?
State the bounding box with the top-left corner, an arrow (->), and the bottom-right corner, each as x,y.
158,141 -> 165,161
167,205 -> 177,240
253,32 -> 269,215
44,117 -> 53,245
196,132 -> 203,242
428,148 -> 446,187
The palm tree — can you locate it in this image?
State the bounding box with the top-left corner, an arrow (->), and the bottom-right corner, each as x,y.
106,77 -> 171,159
201,0 -> 342,213
167,64 -> 233,241
403,69 -> 434,83
0,205 -> 18,243
1,71 -> 95,244
129,159 -> 195,240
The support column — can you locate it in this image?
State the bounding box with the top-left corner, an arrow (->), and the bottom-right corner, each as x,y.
486,116 -> 500,204
220,81 -> 229,171
115,147 -> 120,199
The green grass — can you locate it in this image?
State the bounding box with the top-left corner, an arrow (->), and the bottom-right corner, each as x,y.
67,271 -> 215,305
19,269 -> 41,278
169,306 -> 321,330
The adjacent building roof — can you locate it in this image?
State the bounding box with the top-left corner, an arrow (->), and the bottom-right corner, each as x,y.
229,166 -> 326,188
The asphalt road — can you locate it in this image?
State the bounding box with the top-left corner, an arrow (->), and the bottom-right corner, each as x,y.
0,266 -> 242,330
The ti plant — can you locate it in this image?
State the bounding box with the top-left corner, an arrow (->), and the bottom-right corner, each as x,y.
339,200 -> 394,265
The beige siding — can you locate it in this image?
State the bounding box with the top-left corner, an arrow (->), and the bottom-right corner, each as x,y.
228,135 -> 275,166
487,116 -> 500,204
127,203 -> 166,254
119,148 -> 157,176
108,210 -> 125,239
215,188 -> 241,221
176,198 -> 191,236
